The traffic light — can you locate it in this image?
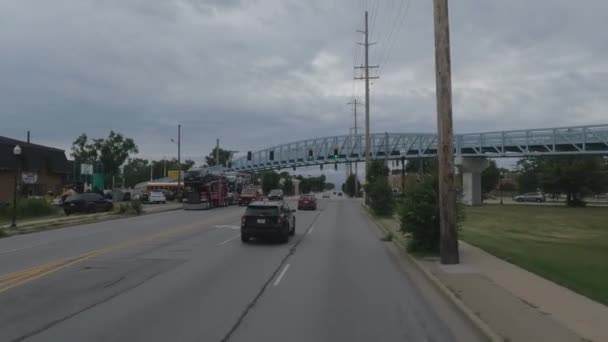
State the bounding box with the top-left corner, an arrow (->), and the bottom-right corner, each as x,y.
269,150 -> 274,161
308,150 -> 314,160
333,148 -> 339,159
334,163 -> 338,170
247,151 -> 252,161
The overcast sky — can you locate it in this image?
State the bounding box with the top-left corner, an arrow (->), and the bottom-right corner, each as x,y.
1,0 -> 607,169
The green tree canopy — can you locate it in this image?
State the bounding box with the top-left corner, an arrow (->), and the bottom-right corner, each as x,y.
343,174 -> 361,197
259,171 -> 281,194
122,158 -> 150,188
71,131 -> 138,177
206,147 -> 233,167
517,156 -> 608,206
481,160 -> 501,193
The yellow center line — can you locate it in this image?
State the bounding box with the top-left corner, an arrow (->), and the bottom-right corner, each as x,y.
0,220 -> 216,294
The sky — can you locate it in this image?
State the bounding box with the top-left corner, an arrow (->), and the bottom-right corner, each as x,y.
1,0 -> 607,181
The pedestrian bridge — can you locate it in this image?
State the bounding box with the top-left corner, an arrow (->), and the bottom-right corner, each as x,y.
230,124 -> 608,171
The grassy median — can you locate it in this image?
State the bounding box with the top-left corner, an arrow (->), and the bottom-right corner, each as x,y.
462,205 -> 608,305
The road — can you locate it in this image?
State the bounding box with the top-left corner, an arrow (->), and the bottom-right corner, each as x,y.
0,198 -> 483,342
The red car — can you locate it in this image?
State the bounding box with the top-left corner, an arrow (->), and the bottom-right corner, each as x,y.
297,194 -> 317,210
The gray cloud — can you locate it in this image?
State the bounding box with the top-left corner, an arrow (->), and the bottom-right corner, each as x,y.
0,0 -> 606,167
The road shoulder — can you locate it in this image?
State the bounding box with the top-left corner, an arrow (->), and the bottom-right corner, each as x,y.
362,207 -> 597,342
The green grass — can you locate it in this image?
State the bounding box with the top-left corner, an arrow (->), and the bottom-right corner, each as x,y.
462,205 -> 608,305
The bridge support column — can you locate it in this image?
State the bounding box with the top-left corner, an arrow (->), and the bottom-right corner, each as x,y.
455,157 -> 489,206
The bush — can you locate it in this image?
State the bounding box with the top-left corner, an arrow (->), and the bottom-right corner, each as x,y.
369,177 -> 395,216
113,200 -> 143,215
130,199 -> 143,215
0,198 -> 58,220
399,175 -> 463,254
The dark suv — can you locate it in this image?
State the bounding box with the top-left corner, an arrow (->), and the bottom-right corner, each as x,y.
241,201 -> 295,243
267,189 -> 284,201
62,193 -> 113,215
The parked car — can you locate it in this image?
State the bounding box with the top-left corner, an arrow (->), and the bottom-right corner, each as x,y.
337,192 -> 343,197
268,189 -> 284,201
161,189 -> 175,201
147,191 -> 166,204
241,201 -> 295,243
513,192 -> 545,203
62,193 -> 113,215
298,194 -> 317,210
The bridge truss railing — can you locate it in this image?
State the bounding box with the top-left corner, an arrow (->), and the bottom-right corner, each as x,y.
231,124 -> 608,171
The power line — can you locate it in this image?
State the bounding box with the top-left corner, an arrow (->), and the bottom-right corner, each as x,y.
369,0 -> 381,39
379,0 -> 414,70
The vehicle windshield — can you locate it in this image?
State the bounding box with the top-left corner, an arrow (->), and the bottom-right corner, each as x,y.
242,188 -> 258,195
245,206 -> 279,216
300,195 -> 314,199
269,190 -> 282,195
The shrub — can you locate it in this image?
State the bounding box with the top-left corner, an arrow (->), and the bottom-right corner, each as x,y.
369,177 -> 395,216
399,175 -> 463,254
0,198 -> 58,220
130,200 -> 143,215
115,203 -> 130,214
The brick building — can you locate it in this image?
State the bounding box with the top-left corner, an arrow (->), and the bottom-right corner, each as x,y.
0,136 -> 71,203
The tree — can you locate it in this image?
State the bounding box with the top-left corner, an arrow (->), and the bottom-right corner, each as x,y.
71,131 -> 138,185
366,160 -> 388,185
481,160 -> 500,194
369,176 -> 394,216
404,158 -> 437,174
260,171 -> 280,194
122,158 -> 151,188
400,174 -> 465,253
365,160 -> 394,215
517,156 -> 608,206
282,177 -> 294,195
344,174 -> 361,197
206,147 -> 233,167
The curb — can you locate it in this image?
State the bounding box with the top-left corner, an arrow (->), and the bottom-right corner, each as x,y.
1,205 -> 184,238
361,207 -> 503,342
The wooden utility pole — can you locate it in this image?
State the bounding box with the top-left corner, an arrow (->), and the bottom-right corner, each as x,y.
347,99 -> 362,197
433,0 -> 459,264
355,10 -> 379,184
177,124 -> 181,193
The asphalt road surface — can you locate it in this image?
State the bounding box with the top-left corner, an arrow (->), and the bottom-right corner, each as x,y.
0,197 -> 483,342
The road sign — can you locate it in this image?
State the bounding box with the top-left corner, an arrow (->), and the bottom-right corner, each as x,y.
81,163 -> 93,175
21,172 -> 38,184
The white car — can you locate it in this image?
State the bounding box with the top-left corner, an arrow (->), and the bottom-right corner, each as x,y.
148,191 -> 166,204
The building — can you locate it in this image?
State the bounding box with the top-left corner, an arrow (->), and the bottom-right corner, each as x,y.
0,136 -> 71,202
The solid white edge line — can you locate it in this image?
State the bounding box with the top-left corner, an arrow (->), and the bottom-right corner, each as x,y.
307,225 -> 315,235
273,263 -> 290,286
219,234 -> 241,245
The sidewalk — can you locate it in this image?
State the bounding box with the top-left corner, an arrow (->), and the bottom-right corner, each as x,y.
374,216 -> 608,342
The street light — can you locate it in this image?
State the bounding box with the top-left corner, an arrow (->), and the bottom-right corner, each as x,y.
400,149 -> 406,196
11,145 -> 22,228
500,171 -> 504,205
170,124 -> 181,199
